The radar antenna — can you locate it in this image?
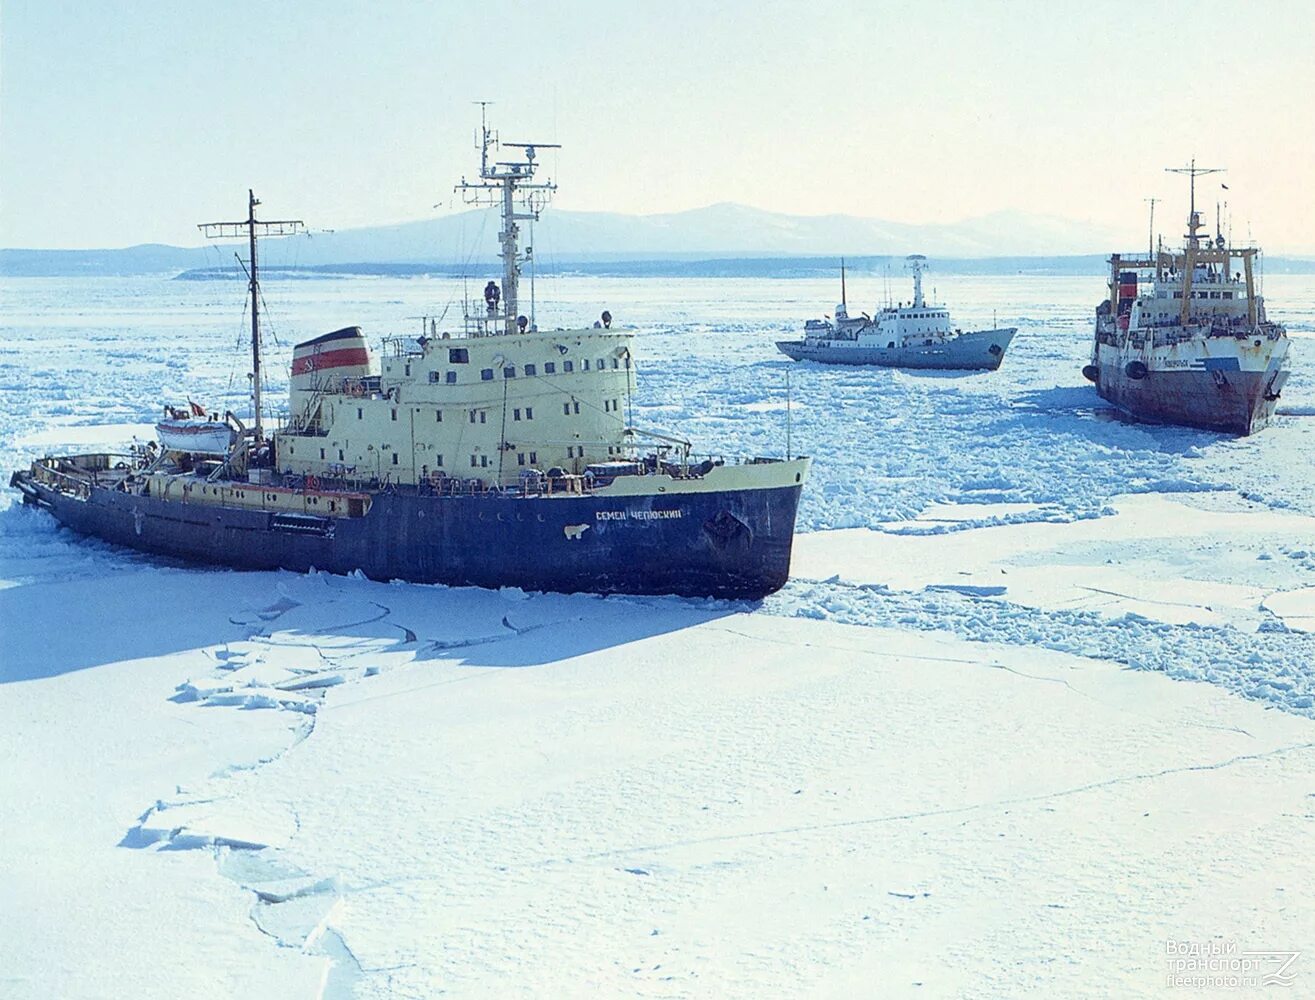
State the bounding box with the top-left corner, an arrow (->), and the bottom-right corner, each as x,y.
198,191 -> 304,441
455,104 -> 560,335
1165,159 -> 1224,248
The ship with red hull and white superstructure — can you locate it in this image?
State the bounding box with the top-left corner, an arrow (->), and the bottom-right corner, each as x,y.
1083,162 -> 1290,436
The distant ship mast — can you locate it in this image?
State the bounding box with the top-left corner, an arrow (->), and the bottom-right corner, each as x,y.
1143,196 -> 1159,259
1164,160 -> 1246,325
455,103 -> 560,336
1165,159 -> 1224,249
198,191 -> 304,440
906,254 -> 928,307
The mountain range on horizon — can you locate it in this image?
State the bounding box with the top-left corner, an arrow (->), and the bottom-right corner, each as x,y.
4,202 -> 1310,277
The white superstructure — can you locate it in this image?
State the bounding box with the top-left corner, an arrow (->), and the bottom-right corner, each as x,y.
780,256 -> 1015,370
1086,161 -> 1290,435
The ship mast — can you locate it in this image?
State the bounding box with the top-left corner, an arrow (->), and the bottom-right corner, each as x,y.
1165,161 -> 1225,324
907,254 -> 927,308
1143,196 -> 1159,259
455,104 -> 560,336
1165,159 -> 1224,249
199,191 -> 304,440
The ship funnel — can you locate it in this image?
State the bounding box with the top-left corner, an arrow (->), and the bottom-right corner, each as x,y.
290,327 -> 373,415
292,328 -> 371,385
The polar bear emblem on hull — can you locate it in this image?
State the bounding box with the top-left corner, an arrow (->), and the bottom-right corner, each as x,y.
563,524 -> 591,541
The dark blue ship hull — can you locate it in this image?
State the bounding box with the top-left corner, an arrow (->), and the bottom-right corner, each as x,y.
15,477 -> 804,599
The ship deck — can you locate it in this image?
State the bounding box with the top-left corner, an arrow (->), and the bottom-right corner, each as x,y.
15,451 -> 805,516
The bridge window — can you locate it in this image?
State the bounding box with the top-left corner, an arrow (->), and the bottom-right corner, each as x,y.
612,358 -> 619,369
428,371 -> 440,383
449,348 -> 469,364
435,410 -> 442,422
513,408 -> 522,421
563,361 -> 574,373
445,371 -> 456,384
391,453 -> 399,465
357,408 -> 363,420
563,402 -> 571,416
517,453 -> 526,466
435,454 -> 443,467
391,408 -> 398,421
529,451 -> 537,464
583,359 -> 591,371
480,455 -> 488,468
320,448 -> 325,459
544,362 -> 556,374
338,450 -> 344,461
481,368 -> 493,381
525,407 -> 533,420
504,366 -> 516,379
525,363 -> 537,376
574,401 -> 580,414
404,364 -> 411,377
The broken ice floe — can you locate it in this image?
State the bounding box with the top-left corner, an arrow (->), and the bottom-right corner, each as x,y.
1263,587 -> 1315,634
126,798 -> 298,852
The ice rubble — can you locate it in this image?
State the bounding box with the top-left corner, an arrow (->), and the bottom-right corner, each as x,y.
1,272 -> 1313,997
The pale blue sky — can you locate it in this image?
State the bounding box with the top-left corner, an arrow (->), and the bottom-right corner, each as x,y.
3,0 -> 1313,250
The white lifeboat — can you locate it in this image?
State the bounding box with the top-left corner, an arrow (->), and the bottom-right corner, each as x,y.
155,417 -> 236,455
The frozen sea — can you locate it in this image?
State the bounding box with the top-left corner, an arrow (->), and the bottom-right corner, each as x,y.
2,269 -> 1314,998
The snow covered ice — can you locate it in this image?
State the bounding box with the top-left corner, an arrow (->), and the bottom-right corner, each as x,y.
2,270 -> 1314,997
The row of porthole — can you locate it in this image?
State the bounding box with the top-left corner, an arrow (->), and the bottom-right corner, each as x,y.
412,358 -> 628,382
479,357 -> 625,381
470,511 -> 550,523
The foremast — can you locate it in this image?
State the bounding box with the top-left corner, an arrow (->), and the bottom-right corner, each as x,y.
199,192 -> 304,440
455,105 -> 560,336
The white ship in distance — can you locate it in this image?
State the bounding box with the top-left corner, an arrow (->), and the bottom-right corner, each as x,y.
777,255 -> 1016,370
